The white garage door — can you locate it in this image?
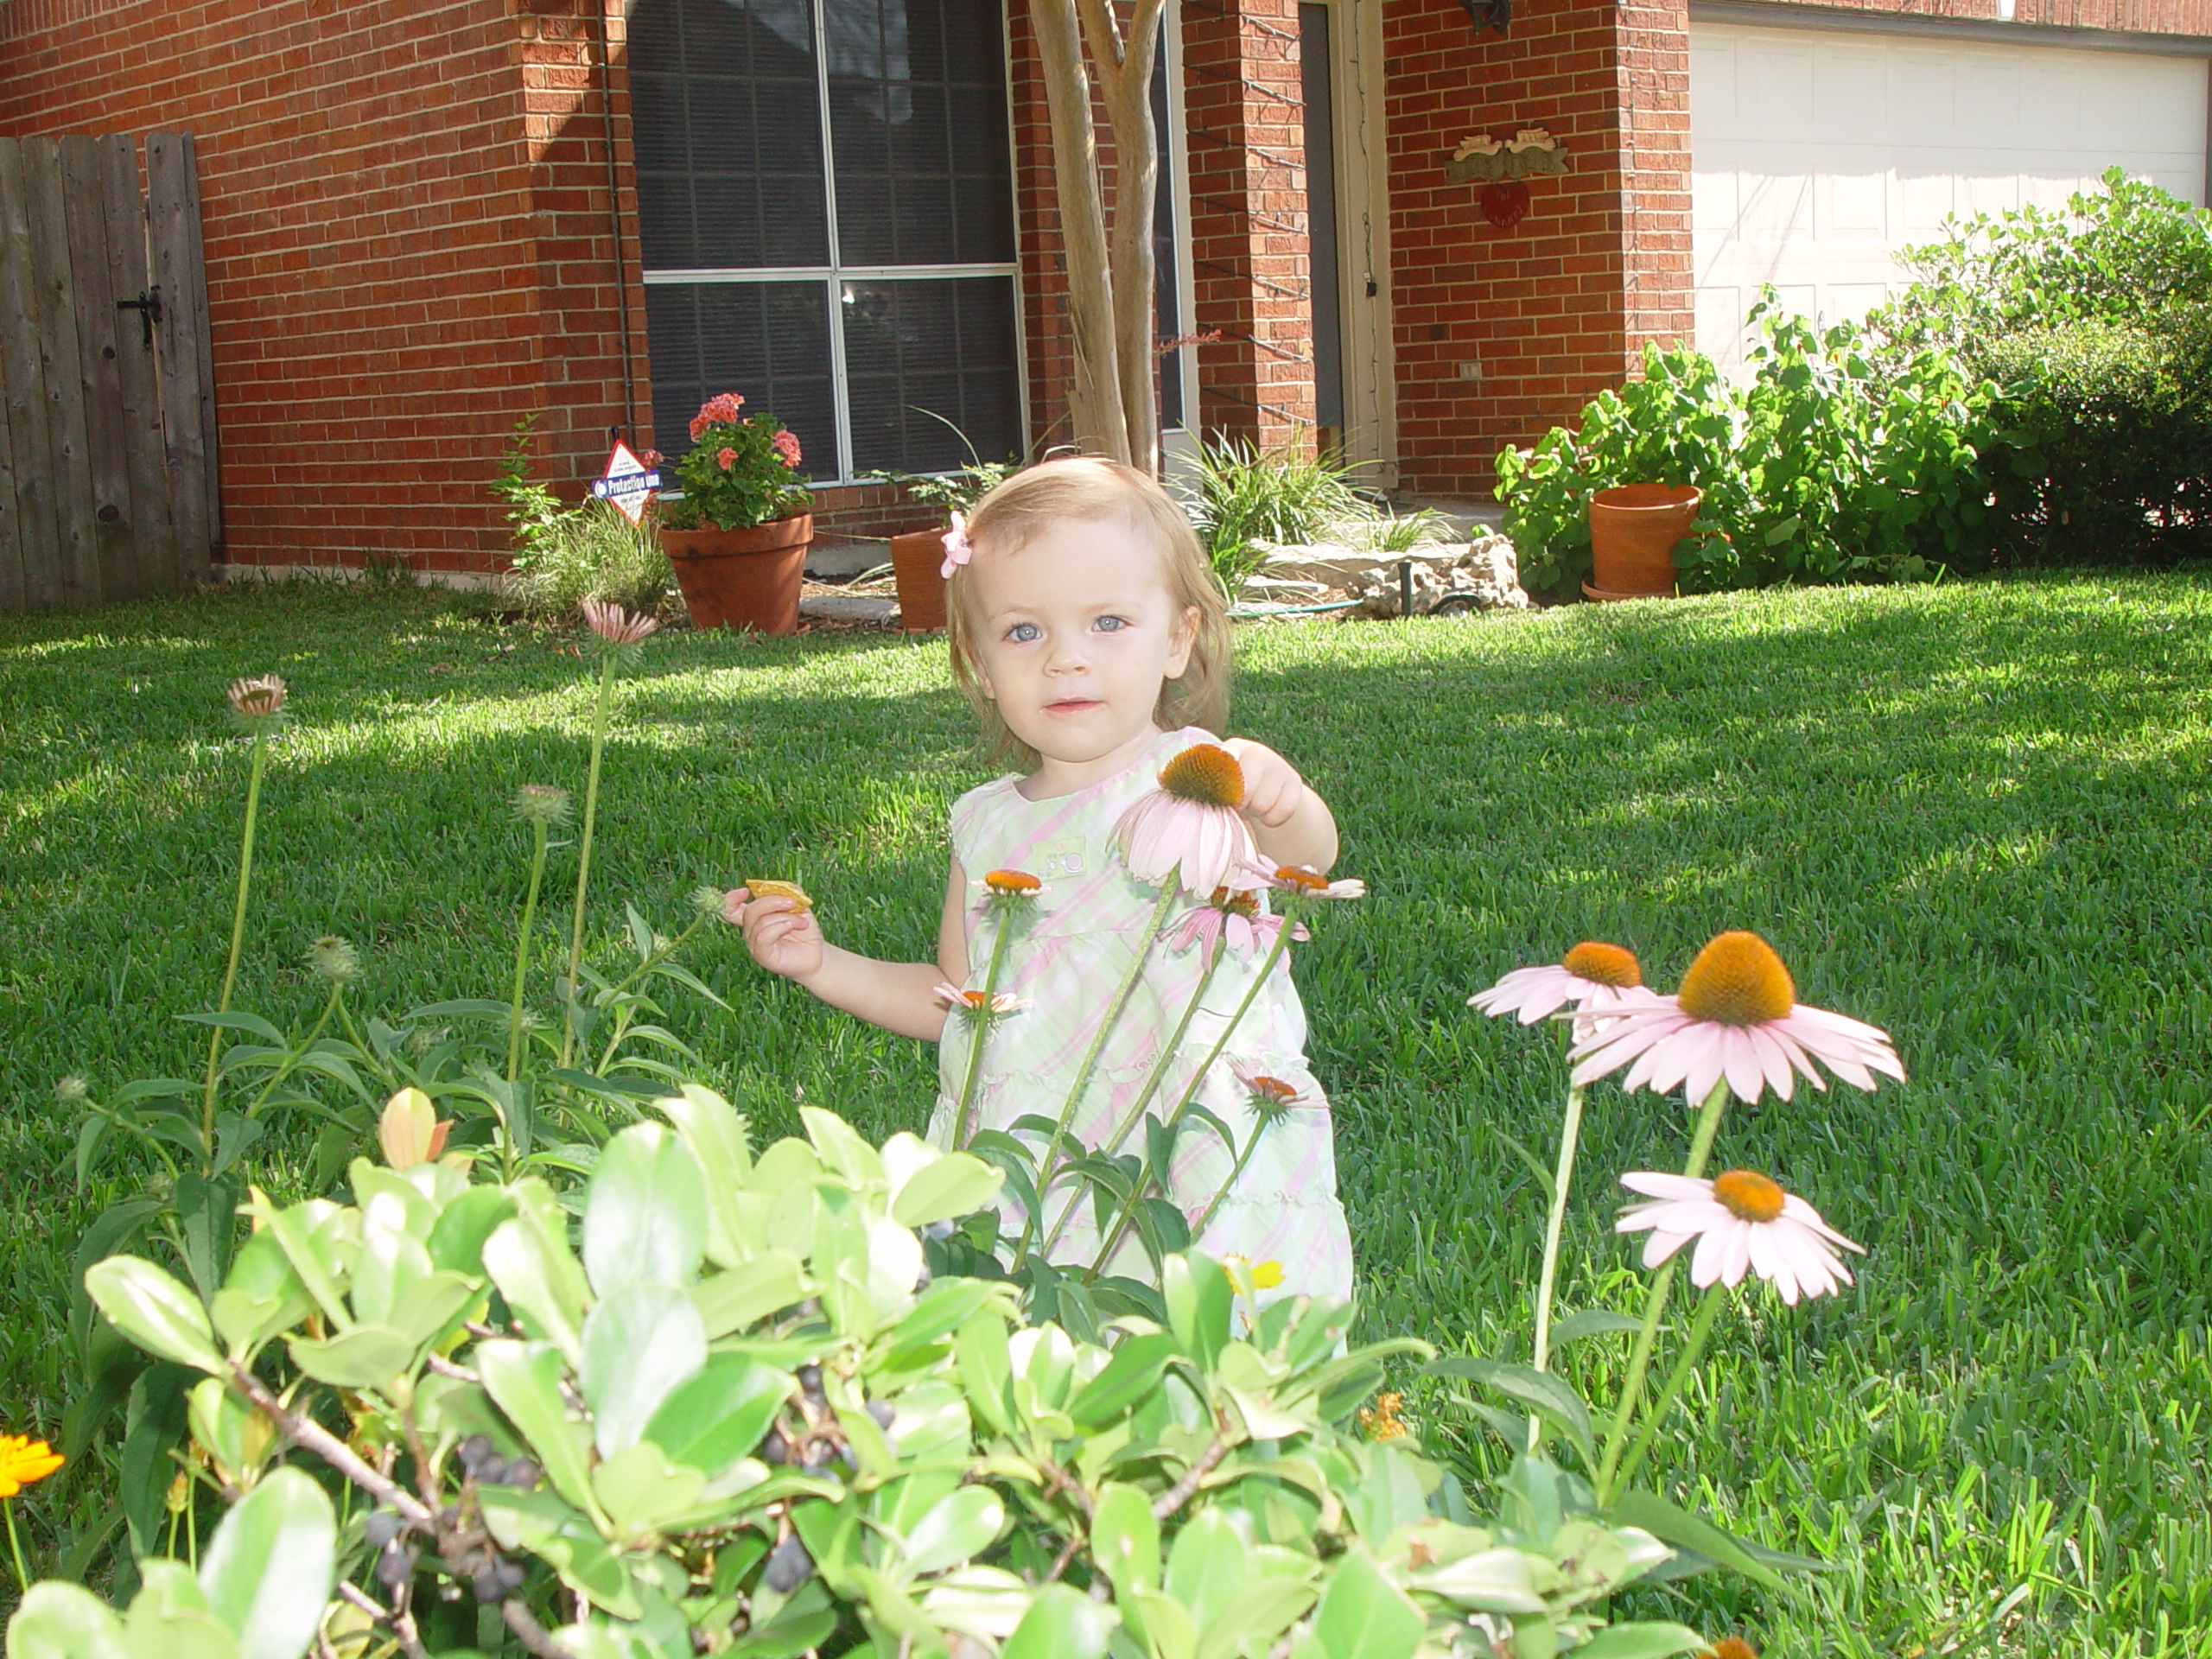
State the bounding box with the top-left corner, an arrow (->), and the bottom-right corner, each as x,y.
1691,19 -> 2209,367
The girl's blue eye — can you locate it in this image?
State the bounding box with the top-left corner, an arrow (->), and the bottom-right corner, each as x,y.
1094,614 -> 1128,632
1006,621 -> 1041,643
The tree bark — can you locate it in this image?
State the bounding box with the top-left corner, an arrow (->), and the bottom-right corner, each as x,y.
1029,0 -> 1129,463
1080,0 -> 1166,476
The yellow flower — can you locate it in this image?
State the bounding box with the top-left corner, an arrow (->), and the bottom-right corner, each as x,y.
1357,1392 -> 1407,1441
1218,1255 -> 1285,1291
0,1434 -> 64,1497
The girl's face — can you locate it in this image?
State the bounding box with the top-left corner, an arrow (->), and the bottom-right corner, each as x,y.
965,513 -> 1198,779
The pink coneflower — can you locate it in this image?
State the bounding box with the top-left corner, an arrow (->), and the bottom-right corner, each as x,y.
934,983 -> 1027,1016
1470,941 -> 1651,1024
1112,744 -> 1257,899
1616,1168 -> 1864,1305
1569,931 -> 1904,1103
1169,888 -> 1305,971
580,598 -> 660,647
772,429 -> 802,467
1229,1060 -> 1308,1115
226,674 -> 287,720
1244,862 -> 1366,901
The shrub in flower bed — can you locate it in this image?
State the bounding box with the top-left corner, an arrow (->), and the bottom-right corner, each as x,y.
1495,301 -> 2011,598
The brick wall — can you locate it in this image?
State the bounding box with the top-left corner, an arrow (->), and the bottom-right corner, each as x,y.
1383,0 -> 1647,496
1184,0 -> 1321,444
0,0 -> 645,574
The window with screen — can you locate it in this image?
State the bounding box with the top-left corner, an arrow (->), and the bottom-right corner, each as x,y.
630,0 -> 1023,483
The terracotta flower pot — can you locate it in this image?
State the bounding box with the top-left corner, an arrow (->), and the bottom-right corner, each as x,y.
1585,484 -> 1702,601
662,514 -> 812,634
889,528 -> 950,632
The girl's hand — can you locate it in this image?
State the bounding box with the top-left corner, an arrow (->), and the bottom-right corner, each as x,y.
1222,738 -> 1309,829
728,887 -> 827,983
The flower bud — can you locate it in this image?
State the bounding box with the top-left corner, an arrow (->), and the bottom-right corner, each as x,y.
308,935 -> 360,984
54,1074 -> 89,1107
514,784 -> 572,827
226,674 -> 287,720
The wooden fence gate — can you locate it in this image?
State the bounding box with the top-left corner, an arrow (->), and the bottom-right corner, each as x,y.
0,130 -> 219,611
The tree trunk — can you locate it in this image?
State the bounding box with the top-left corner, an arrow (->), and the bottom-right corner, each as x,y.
1029,0 -> 1128,463
1081,0 -> 1165,476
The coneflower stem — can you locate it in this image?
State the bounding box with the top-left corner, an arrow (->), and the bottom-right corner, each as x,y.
1611,1283 -> 1727,1495
1596,1077 -> 1732,1500
1086,908 -> 1303,1270
950,912 -> 1017,1151
1019,879 -> 1179,1260
508,818 -> 550,1084
1185,1111 -> 1278,1247
560,650 -> 619,1068
202,729 -> 270,1154
1531,1083 -> 1586,1375
4,1496 -> 29,1596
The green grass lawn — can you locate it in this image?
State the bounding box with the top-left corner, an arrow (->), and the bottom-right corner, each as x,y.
3,573 -> 2209,1654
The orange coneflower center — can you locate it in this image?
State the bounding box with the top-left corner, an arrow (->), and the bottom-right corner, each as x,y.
1217,889 -> 1262,918
1711,1169 -> 1787,1224
1245,1074 -> 1300,1103
1160,743 -> 1245,808
1675,931 -> 1794,1025
1273,866 -> 1331,892
1562,941 -> 1642,988
984,868 -> 1041,894
1710,1639 -> 1759,1659
953,989 -> 991,1008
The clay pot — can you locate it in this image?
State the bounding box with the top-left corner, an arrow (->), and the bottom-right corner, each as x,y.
889,528 -> 949,632
662,514 -> 812,634
1585,485 -> 1701,601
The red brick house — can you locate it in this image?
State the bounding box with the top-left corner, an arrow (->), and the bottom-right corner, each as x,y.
1,0 -> 2205,578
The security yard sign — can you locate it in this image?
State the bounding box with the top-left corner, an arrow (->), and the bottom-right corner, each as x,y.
591,440 -> 661,524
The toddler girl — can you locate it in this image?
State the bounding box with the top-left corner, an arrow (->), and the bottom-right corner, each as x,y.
734,457 -> 1354,1299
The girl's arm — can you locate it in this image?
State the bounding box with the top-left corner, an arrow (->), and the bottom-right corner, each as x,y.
1223,737 -> 1339,873
733,861 -> 970,1041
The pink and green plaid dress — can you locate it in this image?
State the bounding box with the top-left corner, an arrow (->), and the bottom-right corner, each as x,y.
930,725 -> 1356,1300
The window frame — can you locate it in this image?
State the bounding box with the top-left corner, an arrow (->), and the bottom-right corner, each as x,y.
637,0 -> 1031,486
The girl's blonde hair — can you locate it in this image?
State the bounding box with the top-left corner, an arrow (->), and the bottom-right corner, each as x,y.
946,457 -> 1230,769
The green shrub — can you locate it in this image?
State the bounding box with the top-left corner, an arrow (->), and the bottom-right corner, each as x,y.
1184,435 -> 1373,597
491,419 -> 673,620
1497,298 -> 2006,596
47,1099 -> 1707,1659
508,497 -> 674,620
1875,168 -> 2212,353
1977,310 -> 2212,563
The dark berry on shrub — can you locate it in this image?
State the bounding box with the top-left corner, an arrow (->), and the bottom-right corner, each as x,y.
473,1558 -> 527,1602
500,1457 -> 541,1489
374,1541 -> 417,1588
866,1398 -> 894,1429
796,1363 -> 823,1397
438,1504 -> 461,1529
458,1434 -> 497,1474
363,1510 -> 403,1550
763,1535 -> 813,1592
473,1454 -> 509,1485
759,1428 -> 789,1465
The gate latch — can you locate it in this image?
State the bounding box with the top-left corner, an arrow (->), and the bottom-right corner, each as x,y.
117,287 -> 164,346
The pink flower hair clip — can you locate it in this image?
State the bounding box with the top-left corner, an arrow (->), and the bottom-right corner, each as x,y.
940,511 -> 973,580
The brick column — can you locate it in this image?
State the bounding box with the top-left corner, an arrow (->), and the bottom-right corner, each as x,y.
1618,0 -> 1692,359
1184,0 -> 1319,448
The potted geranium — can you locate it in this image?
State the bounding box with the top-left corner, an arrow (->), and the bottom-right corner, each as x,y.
658,391 -> 813,633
